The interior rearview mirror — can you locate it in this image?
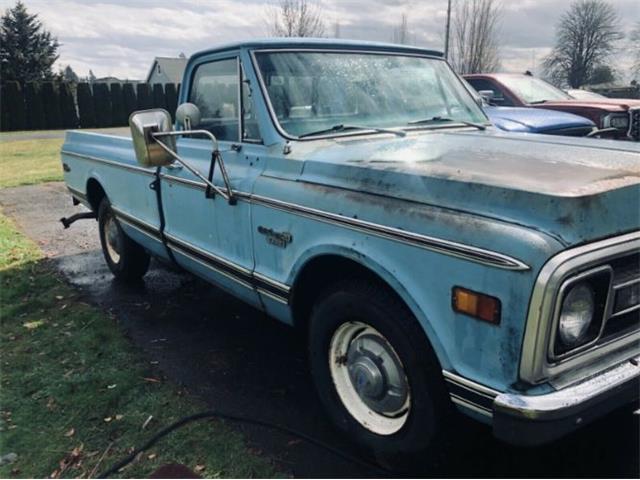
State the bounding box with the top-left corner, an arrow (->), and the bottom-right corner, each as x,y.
176,102 -> 201,130
129,109 -> 176,168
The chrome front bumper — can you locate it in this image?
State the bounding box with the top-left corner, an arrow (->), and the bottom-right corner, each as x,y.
492,355 -> 640,445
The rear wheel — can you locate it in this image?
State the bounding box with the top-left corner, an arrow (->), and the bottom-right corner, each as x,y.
308,278 -> 451,457
98,198 -> 150,281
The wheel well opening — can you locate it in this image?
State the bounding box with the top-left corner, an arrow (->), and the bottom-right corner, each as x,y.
86,179 -> 106,212
291,255 -> 400,334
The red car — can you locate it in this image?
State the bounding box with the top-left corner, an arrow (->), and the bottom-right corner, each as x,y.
464,73 -> 640,141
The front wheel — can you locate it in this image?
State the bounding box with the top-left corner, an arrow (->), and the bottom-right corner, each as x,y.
308,278 -> 451,457
98,198 -> 150,281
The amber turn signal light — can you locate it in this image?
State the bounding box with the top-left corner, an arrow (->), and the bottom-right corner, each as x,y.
452,287 -> 501,324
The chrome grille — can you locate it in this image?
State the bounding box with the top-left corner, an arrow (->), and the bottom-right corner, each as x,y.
603,253 -> 640,338
629,107 -> 640,141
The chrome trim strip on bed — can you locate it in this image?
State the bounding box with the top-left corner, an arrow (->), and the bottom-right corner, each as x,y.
162,173 -> 528,270
250,193 -> 529,271
111,207 -> 290,303
61,150 -> 156,176
66,185 -> 88,201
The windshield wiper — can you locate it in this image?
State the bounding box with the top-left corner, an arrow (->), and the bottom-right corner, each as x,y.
407,116 -> 487,130
298,124 -> 406,139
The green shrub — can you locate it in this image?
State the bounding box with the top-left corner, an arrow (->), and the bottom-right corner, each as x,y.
165,83 -> 178,121
93,83 -> 112,128
123,83 -> 137,119
76,82 -> 96,128
41,82 -> 62,129
136,83 -> 152,110
109,83 -> 126,126
24,82 -> 45,130
59,82 -> 79,129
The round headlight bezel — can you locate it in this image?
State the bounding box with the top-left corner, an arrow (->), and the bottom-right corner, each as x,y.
557,282 -> 595,347
603,113 -> 630,130
550,266 -> 612,360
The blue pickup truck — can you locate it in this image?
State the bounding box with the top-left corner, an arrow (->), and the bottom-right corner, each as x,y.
61,39 -> 640,458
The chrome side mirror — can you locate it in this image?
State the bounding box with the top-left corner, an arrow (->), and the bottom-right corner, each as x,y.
176,102 -> 201,130
129,109 -> 176,167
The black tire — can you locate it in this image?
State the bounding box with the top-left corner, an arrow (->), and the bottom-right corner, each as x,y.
308,277 -> 452,458
98,198 -> 150,282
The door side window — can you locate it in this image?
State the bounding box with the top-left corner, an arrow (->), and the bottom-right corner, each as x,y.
241,68 -> 262,142
189,58 -> 239,141
467,78 -> 514,106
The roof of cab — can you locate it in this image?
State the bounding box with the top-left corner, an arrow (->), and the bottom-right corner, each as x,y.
189,38 -> 443,62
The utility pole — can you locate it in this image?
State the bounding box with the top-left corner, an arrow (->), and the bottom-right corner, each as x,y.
444,0 -> 452,60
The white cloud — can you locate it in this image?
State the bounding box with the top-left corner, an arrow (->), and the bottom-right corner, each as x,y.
1,0 -> 637,80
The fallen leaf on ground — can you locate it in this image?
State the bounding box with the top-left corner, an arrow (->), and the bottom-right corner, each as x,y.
142,377 -> 160,383
64,428 -> 75,437
115,414 -> 123,420
194,464 -> 206,473
23,320 -> 44,330
142,415 -> 153,429
147,453 -> 156,460
56,295 -> 64,300
107,384 -> 117,389
103,417 -> 112,423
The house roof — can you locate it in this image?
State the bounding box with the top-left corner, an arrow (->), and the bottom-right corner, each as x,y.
145,56 -> 188,84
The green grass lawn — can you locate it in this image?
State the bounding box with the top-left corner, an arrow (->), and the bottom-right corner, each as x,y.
0,138 -> 64,188
0,212 -> 280,477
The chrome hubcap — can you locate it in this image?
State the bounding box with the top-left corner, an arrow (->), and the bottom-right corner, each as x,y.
330,321 -> 410,435
104,215 -> 121,263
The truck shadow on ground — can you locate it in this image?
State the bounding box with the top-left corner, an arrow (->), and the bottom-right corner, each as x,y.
55,251 -> 639,479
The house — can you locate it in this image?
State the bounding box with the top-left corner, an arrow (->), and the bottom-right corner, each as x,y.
146,54 -> 188,85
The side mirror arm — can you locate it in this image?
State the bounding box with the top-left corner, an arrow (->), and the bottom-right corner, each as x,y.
151,130 -> 236,205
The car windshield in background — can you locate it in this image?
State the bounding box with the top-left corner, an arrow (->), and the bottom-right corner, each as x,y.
254,51 -> 487,138
497,75 -> 572,104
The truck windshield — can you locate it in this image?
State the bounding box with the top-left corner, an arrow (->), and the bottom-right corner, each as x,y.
254,51 -> 487,138
496,75 -> 572,104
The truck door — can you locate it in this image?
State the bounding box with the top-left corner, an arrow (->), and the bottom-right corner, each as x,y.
160,54 -> 265,308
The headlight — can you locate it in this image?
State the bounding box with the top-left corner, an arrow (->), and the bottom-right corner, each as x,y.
603,113 -> 629,130
558,282 -> 595,347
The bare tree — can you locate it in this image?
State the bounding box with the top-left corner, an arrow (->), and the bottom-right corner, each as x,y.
451,0 -> 502,74
543,0 -> 622,88
267,0 -> 325,37
630,21 -> 640,79
393,14 -> 409,45
333,19 -> 341,38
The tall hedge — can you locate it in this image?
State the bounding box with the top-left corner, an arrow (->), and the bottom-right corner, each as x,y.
152,83 -> 166,110
165,83 -> 178,121
109,83 -> 126,126
25,82 -> 45,130
122,83 -> 137,120
41,82 -> 62,129
59,82 -> 79,129
136,83 -> 153,110
77,82 -> 96,128
93,83 -> 112,128
1,82 -> 26,131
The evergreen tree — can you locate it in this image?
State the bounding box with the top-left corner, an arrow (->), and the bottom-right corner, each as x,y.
41,82 -> 62,129
62,65 -> 79,83
24,82 -> 45,129
59,82 -> 79,128
0,1 -> 60,84
93,83 -> 112,128
122,83 -> 137,120
76,82 -> 96,128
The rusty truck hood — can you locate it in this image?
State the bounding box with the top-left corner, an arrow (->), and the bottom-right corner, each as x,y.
297,130 -> 640,246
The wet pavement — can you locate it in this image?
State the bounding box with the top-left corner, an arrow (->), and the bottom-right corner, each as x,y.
0,182 -> 638,478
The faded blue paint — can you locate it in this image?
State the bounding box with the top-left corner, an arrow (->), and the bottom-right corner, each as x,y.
484,106 -> 595,133
61,40 -> 640,419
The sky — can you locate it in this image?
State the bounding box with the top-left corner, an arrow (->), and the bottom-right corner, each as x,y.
1,0 -> 638,81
